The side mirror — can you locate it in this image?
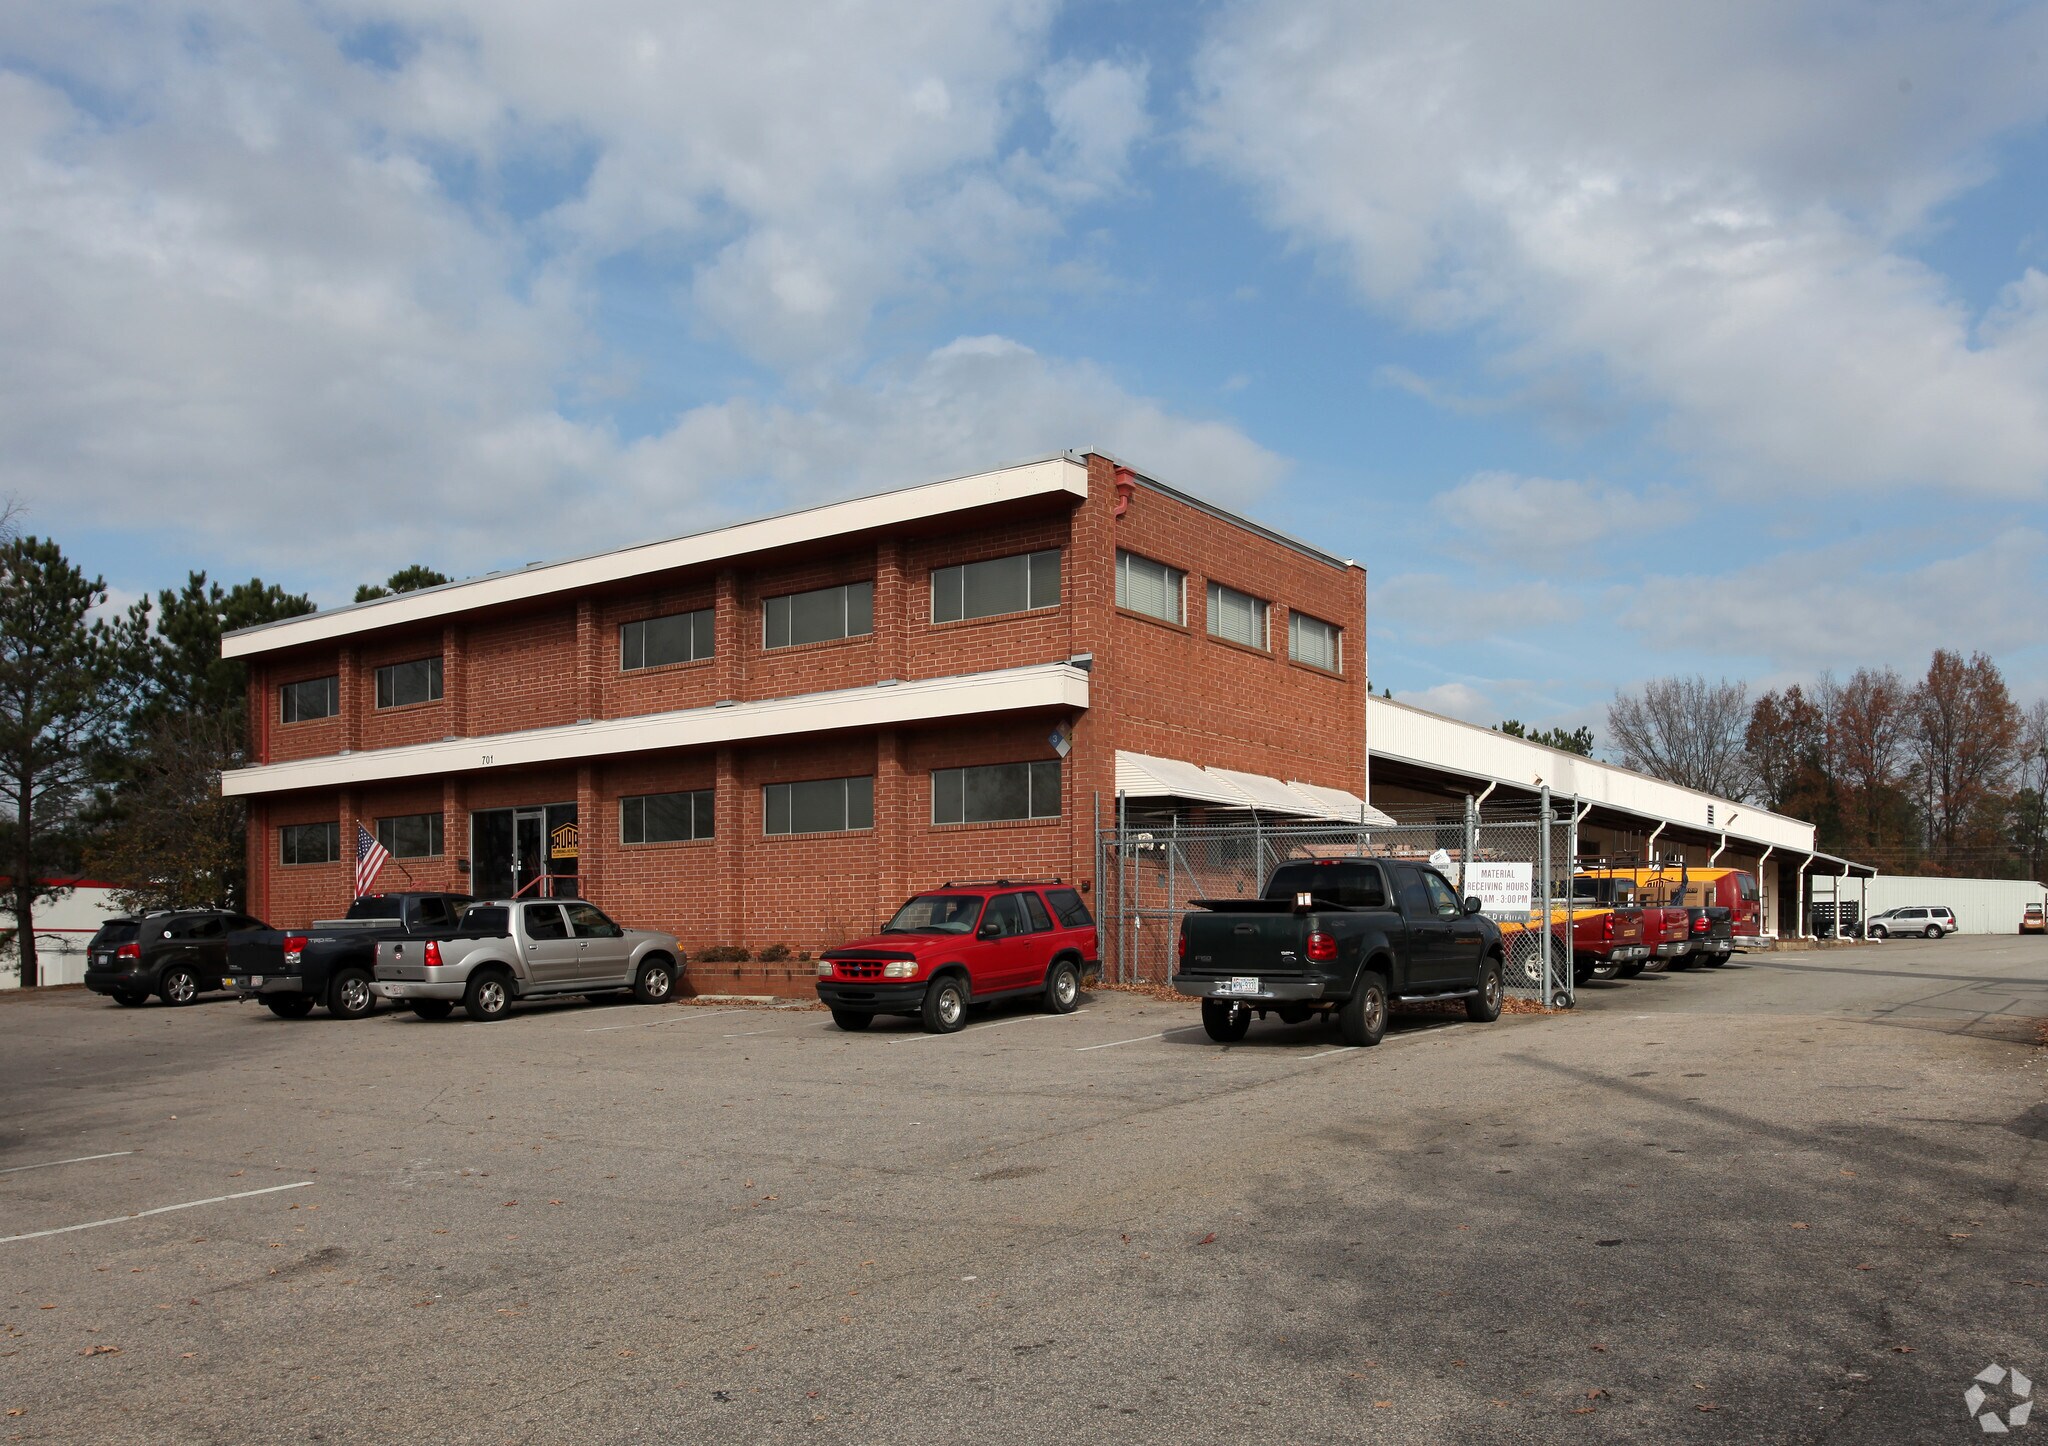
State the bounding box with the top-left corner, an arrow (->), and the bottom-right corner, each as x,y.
1464,897 -> 1483,916
978,924 -> 1000,940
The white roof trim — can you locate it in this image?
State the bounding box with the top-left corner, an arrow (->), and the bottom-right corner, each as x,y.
223,455 -> 1088,659
1115,752 -> 1249,808
1208,767 -> 1326,817
1287,780 -> 1397,827
222,662 -> 1089,797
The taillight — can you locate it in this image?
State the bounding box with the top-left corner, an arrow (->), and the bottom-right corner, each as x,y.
283,935 -> 307,964
1602,913 -> 1615,942
1177,931 -> 1189,962
116,942 -> 140,961
1305,931 -> 1338,963
424,940 -> 443,968
1692,915 -> 1708,934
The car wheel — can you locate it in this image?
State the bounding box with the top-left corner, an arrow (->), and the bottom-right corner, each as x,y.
112,990 -> 149,1008
919,975 -> 968,1034
632,957 -> 676,1004
327,967 -> 375,1020
264,996 -> 316,1019
1201,997 -> 1251,1043
1869,926 -> 1887,941
830,1008 -> 873,1032
1338,971 -> 1389,1047
1923,925 -> 1941,939
1616,963 -> 1646,979
159,965 -> 200,1007
463,970 -> 513,1022
410,1000 -> 454,1020
1466,958 -> 1503,1023
1043,959 -> 1081,1015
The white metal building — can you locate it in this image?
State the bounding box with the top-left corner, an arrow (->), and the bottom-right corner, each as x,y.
0,882 -> 125,989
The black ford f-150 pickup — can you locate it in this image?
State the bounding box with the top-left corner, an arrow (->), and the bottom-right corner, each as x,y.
224,891 -> 474,1019
1174,858 -> 1505,1046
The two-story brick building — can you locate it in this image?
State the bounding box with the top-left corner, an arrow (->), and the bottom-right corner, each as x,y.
222,452 -> 1371,991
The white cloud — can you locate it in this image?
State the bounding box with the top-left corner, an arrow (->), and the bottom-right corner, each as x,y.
1190,0 -> 2048,499
1432,471 -> 1683,553
1396,681 -> 1494,724
1372,572 -> 1580,643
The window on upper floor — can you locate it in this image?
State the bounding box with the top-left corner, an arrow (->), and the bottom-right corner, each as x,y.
280,821 -> 340,865
1115,550 -> 1184,625
763,582 -> 874,650
1288,611 -> 1342,671
1206,582 -> 1269,650
279,675 -> 339,724
375,656 -> 443,708
621,790 -> 715,844
622,609 -> 714,670
931,760 -> 1062,825
931,548 -> 1060,625
764,775 -> 874,835
375,812 -> 444,859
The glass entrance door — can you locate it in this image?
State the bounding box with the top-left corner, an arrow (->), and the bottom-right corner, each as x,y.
512,809 -> 547,898
470,803 -> 579,899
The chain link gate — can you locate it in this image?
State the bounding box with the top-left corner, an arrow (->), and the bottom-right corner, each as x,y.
1094,794 -> 1581,1007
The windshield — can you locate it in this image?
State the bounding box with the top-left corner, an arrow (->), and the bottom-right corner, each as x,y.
90,921 -> 140,949
346,896 -> 406,920
882,895 -> 985,934
456,905 -> 510,936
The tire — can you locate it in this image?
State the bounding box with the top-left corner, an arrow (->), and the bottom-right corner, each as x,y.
1338,971 -> 1389,1047
1201,997 -> 1251,1042
1869,926 -> 1888,941
919,974 -> 968,1034
112,990 -> 149,1008
327,967 -> 375,1019
463,970 -> 513,1022
410,1000 -> 454,1020
830,1008 -> 873,1032
1043,959 -> 1081,1015
1923,925 -> 1940,939
1466,958 -> 1503,1023
1616,963 -> 1645,979
159,965 -> 200,1007
632,956 -> 676,1004
264,996 -> 316,1019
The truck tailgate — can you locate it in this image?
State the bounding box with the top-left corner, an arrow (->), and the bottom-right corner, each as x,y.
1180,911 -> 1311,978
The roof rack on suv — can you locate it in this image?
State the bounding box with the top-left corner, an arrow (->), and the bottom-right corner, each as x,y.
937,878 -> 1065,889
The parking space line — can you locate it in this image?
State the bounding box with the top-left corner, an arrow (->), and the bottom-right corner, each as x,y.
0,1181 -> 314,1245
0,1151 -> 135,1177
582,1008 -> 740,1034
889,1010 -> 1088,1044
1075,1025 -> 1204,1052
1301,1046 -> 1360,1060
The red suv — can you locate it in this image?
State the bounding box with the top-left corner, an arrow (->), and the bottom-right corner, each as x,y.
816,881 -> 1100,1034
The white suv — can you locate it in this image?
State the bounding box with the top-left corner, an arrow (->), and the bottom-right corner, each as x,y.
1866,907 -> 1958,940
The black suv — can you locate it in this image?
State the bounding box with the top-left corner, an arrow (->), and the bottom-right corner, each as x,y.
83,911 -> 270,1007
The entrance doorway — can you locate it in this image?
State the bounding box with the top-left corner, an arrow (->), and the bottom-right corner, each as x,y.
470,804 -> 579,899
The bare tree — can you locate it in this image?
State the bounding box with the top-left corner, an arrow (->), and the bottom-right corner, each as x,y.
1607,676 -> 1753,798
1833,667 -> 1915,854
2021,697 -> 2048,797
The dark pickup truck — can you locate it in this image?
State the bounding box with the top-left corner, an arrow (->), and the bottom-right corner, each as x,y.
1174,858 -> 1506,1046
225,892 -> 474,1019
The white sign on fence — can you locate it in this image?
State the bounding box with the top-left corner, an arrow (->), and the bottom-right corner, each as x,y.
1463,861 -> 1533,915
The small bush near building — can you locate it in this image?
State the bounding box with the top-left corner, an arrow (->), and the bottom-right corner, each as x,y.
758,943 -> 794,963
695,945 -> 751,963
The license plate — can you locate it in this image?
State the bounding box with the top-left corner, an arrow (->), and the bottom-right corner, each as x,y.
1224,976 -> 1261,995
248,975 -> 264,986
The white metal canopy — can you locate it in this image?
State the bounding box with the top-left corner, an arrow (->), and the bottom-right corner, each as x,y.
1114,751 -> 1393,825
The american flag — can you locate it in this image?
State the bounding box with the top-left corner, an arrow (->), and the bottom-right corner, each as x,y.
355,823 -> 391,897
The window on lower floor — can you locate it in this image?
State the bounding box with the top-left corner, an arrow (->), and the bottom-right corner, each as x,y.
375,812 -> 443,858
1206,582 -> 1268,649
621,609 -> 714,670
1288,611 -> 1342,670
764,582 -> 874,649
764,776 -> 874,835
931,760 -> 1062,825
375,656 -> 443,708
931,549 -> 1061,624
280,675 -> 338,723
621,790 -> 714,844
280,821 -> 339,865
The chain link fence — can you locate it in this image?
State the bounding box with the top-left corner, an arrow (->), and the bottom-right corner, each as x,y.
1095,796 -> 1582,1006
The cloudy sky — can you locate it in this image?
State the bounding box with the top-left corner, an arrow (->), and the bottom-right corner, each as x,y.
5,1 -> 2047,737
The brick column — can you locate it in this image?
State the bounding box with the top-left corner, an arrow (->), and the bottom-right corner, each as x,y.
442,775 -> 467,893
575,601 -> 600,722
339,646 -> 361,752
442,625 -> 469,737
1068,454 -> 1120,902
714,745 -> 742,947
247,666 -> 269,766
715,569 -> 744,701
874,538 -> 906,680
246,797 -> 268,917
876,728 -> 909,907
576,763 -> 601,902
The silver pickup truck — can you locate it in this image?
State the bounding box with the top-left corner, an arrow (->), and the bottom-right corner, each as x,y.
372,899 -> 684,1021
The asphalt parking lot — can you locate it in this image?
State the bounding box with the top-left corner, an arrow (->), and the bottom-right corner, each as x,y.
3,936 -> 2045,1444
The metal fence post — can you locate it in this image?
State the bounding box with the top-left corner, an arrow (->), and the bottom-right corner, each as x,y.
1116,790 -> 1129,984
1538,785 -> 1553,1007
1462,794 -> 1477,896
